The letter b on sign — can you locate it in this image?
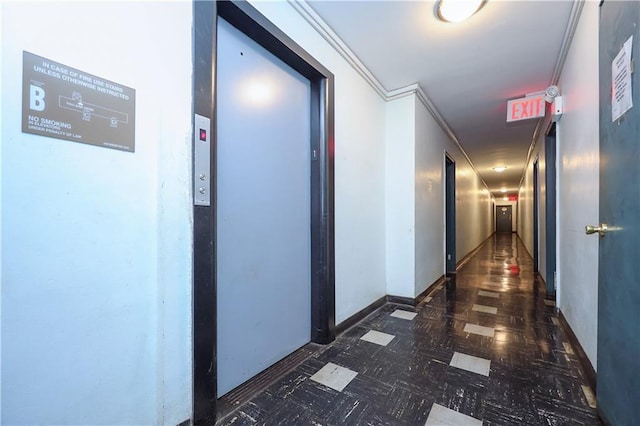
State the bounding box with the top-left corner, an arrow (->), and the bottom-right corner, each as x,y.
30,84 -> 45,111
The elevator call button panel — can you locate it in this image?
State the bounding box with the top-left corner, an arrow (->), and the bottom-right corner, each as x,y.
194,114 -> 211,206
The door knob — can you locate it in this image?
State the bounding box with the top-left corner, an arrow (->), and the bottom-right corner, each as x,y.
585,223 -> 608,237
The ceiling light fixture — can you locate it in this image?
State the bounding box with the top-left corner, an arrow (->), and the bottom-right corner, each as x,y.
435,0 -> 487,23
503,196 -> 509,201
501,188 -> 507,193
493,166 -> 507,173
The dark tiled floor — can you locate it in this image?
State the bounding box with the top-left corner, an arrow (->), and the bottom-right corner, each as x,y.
217,234 -> 601,425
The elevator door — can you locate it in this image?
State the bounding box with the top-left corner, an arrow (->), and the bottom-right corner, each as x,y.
216,18 -> 311,397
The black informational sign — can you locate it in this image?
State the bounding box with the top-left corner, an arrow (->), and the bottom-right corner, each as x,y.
22,51 -> 136,152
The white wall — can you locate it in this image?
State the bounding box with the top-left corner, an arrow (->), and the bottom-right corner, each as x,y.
414,96 -> 493,297
248,1 -> 388,324
414,97 -> 445,296
451,146 -> 493,264
517,174 -> 530,242
0,12 -> 3,422
1,2 -> 193,424
518,135 -> 547,282
517,0 -> 599,369
556,1 -> 600,368
255,1 -> 493,306
386,96 -> 416,298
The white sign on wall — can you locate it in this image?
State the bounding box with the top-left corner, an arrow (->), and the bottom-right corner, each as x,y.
22,51 -> 136,151
611,35 -> 633,122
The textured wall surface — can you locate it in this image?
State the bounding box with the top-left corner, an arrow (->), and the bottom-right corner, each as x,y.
1,2 -> 193,424
556,1 -> 600,368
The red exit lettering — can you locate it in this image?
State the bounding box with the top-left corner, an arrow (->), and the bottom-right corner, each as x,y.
506,95 -> 546,122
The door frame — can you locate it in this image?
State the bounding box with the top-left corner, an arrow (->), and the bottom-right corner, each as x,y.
544,123 -> 557,296
533,157 -> 540,274
492,199 -> 496,233
495,204 -> 512,233
444,153 -> 456,276
192,1 -> 336,420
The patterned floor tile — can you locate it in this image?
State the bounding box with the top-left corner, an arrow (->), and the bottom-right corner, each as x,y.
209,235 -> 602,426
360,330 -> 395,346
390,309 -> 418,320
464,323 -> 496,337
449,351 -> 491,376
424,403 -> 482,426
309,362 -> 357,392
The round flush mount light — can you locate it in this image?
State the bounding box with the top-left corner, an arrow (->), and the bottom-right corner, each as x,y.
544,85 -> 560,103
493,166 -> 507,173
500,188 -> 507,193
435,0 -> 487,23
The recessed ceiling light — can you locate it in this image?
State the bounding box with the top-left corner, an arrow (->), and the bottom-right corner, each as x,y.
493,166 -> 507,173
435,0 -> 487,23
500,188 -> 507,193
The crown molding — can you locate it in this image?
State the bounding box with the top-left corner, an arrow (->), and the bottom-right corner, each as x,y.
413,85 -> 492,193
286,0 -> 388,98
384,83 -> 491,191
288,0 -> 491,193
550,0 -> 585,85
519,0 -> 585,190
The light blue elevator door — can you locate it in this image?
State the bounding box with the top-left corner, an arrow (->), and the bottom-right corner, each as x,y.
216,18 -> 311,397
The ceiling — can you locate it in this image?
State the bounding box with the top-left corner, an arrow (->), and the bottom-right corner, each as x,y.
304,0 -> 577,198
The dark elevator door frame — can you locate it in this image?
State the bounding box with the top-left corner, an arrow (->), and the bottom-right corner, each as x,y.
544,123 -> 557,296
533,158 -> 539,275
445,154 -> 456,276
192,1 -> 336,421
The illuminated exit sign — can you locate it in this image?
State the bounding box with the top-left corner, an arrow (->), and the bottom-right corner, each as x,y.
506,94 -> 545,122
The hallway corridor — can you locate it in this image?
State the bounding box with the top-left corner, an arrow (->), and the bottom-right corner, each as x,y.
215,234 -> 600,425
217,234 -> 600,425
221,234 -> 600,425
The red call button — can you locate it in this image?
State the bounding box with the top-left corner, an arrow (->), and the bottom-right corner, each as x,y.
199,129 -> 207,141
